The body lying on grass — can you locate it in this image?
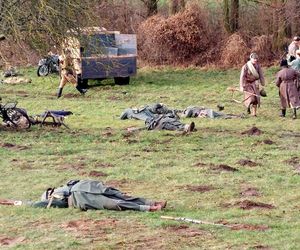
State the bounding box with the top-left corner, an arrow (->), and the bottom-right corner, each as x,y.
120,103 -> 180,121
0,179 -> 167,212
181,106 -> 245,119
120,103 -> 195,132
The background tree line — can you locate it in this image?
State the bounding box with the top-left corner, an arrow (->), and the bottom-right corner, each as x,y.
1,0 -> 300,66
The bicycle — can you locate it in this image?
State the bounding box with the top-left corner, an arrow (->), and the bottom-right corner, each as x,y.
0,98 -> 31,129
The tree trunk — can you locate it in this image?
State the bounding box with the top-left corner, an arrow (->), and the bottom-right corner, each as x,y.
293,0 -> 300,35
169,0 -> 185,15
143,0 -> 158,17
230,0 -> 239,32
223,0 -> 231,33
223,0 -> 239,33
272,0 -> 288,52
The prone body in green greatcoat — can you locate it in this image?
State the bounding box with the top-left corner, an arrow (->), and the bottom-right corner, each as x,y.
145,114 -> 195,132
182,106 -> 243,119
31,180 -> 166,212
120,103 -> 179,121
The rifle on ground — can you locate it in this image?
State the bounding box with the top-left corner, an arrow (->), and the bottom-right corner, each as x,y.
0,199 -> 22,206
161,216 -> 232,228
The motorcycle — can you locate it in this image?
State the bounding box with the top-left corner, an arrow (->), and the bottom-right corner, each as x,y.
37,53 -> 59,77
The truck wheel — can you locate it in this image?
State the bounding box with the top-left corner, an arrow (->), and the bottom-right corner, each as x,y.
77,75 -> 88,88
114,77 -> 130,85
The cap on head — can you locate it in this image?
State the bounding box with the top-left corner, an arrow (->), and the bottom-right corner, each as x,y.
250,53 -> 259,59
293,36 -> 300,41
280,59 -> 288,67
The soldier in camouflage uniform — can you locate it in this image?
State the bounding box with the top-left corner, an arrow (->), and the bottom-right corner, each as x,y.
57,49 -> 87,98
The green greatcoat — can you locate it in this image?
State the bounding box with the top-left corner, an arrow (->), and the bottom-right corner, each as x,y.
120,103 -> 179,121
33,180 -> 154,211
183,106 -> 242,119
145,114 -> 186,131
69,180 -> 154,211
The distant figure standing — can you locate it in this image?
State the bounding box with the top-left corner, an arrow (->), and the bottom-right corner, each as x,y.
57,49 -> 87,98
287,36 -> 300,63
289,49 -> 300,72
275,59 -> 300,119
239,53 -> 265,117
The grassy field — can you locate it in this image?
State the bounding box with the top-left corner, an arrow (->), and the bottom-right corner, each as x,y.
0,66 -> 299,249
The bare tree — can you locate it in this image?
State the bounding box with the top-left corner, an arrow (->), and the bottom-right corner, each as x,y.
169,0 -> 185,15
0,0 -> 99,51
141,0 -> 159,17
223,0 -> 239,33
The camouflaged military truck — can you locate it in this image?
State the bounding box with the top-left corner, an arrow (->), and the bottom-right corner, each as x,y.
63,27 -> 137,87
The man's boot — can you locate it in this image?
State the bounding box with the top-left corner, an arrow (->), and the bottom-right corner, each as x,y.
252,105 -> 257,117
247,106 -> 251,114
280,109 -> 286,117
57,88 -> 63,98
76,85 -> 87,95
292,108 -> 297,119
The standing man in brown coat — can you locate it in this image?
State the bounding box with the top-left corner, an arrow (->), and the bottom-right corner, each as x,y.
239,53 -> 265,116
275,59 -> 300,119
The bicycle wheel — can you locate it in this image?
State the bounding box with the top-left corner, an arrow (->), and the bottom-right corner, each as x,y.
6,108 -> 31,129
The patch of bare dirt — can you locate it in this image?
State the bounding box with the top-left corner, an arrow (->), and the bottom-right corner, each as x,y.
236,200 -> 275,210
284,157 -> 299,167
142,147 -> 159,152
165,224 -> 207,237
262,139 -> 274,145
0,236 -> 26,247
217,220 -> 269,231
240,187 -> 261,197
237,159 -> 259,167
182,185 -> 215,193
106,179 -> 129,188
96,163 -> 114,168
212,164 -> 238,172
230,224 -> 269,231
63,93 -> 80,98
192,162 -> 238,172
152,138 -> 174,145
126,139 -> 139,144
59,162 -> 86,171
193,162 -> 208,168
252,245 -> 273,250
61,219 -> 119,239
1,142 -> 29,150
241,126 -> 262,136
107,95 -> 121,101
101,127 -> 115,137
284,157 -> 300,174
87,171 -> 108,177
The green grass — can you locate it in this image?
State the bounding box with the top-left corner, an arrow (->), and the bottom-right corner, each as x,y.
0,66 -> 299,249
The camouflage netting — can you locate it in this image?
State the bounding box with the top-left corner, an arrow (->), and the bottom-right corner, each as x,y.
0,39 -> 40,69
138,5 -> 218,66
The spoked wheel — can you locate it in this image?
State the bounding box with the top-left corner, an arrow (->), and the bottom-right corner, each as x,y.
6,108 -> 31,129
37,65 -> 49,76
